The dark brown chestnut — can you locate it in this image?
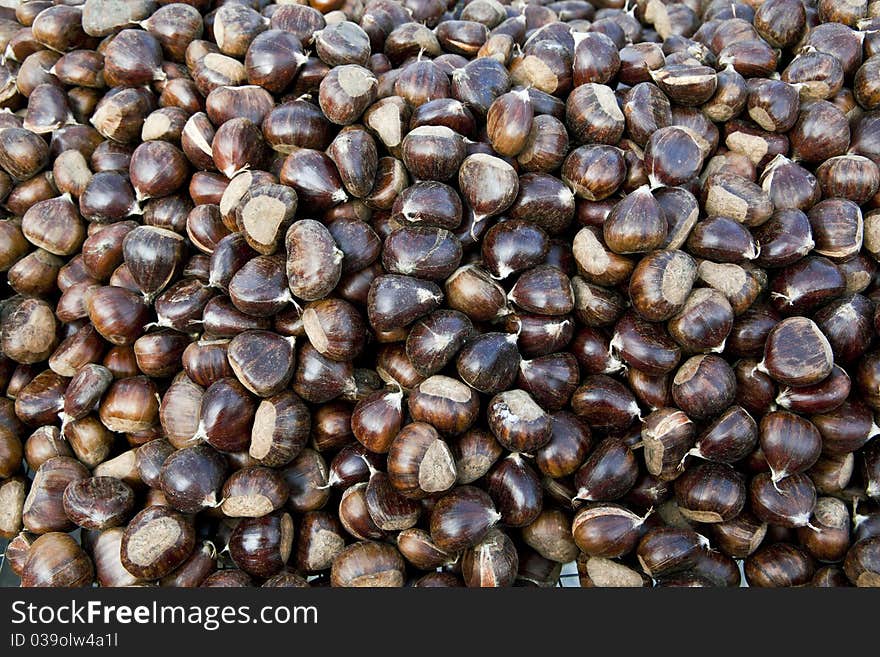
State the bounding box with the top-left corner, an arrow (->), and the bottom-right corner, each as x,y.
759,411 -> 822,483
758,317 -> 834,387
750,472 -> 817,528
671,355 -> 736,420
429,485 -> 501,552
745,543 -> 814,587
674,462 -> 745,523
573,438 -> 639,503
636,527 -> 705,579
159,444 -> 227,514
228,512 -> 294,579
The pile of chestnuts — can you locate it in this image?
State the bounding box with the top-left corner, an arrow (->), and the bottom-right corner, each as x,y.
2,0 -> 880,590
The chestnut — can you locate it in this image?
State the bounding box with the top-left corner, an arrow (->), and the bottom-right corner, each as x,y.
456,331 -> 521,395
283,448 -> 330,514
296,511 -> 345,574
62,476 -> 134,531
21,195 -> 85,257
844,537 -> 880,587
572,227 -> 635,287
228,512 -> 294,579
565,83 -> 624,145
85,285 -> 151,346
401,126 -> 466,182
578,554 -> 651,588
797,497 -> 851,564
364,469 -> 420,531
458,153 -> 519,219
339,483 -> 385,541
712,512 -> 768,559
572,503 -> 647,559
408,375 -> 479,436
200,570 -> 253,588
331,541 -> 405,587
611,312 -> 682,376
752,208 -> 815,269
405,310 -> 474,377
573,438 -> 639,503
159,444 -> 227,514
572,375 -> 640,433
451,429 -> 504,485
636,527 -> 705,579
221,467 -> 289,518
227,330 -> 296,398
745,543 -> 815,587
368,274 -> 443,331
759,411 -> 822,483
673,462 -> 746,523
668,289 -> 733,354
120,506 -> 195,580
790,100 -> 850,163
227,255 -> 292,318
561,146 -> 624,204
603,187 -> 667,255
776,365 -> 852,413
509,265 -> 574,316
487,88 -> 533,157
1,298 -> 58,365
671,355 -> 736,421
195,378 -> 256,453
628,249 -> 697,322
382,226 -> 462,281
689,406 -> 758,465
461,529 -> 519,588
387,422 -> 457,499
24,427 -> 72,472
487,389 -> 552,453
758,317 -> 834,387
429,486 -> 501,552
445,264 -> 509,322
811,400 -> 878,456
645,127 -> 705,187
23,456 -> 88,535
486,453 -> 543,527
750,472 -> 817,528
21,532 -> 93,588
98,376 -> 159,434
